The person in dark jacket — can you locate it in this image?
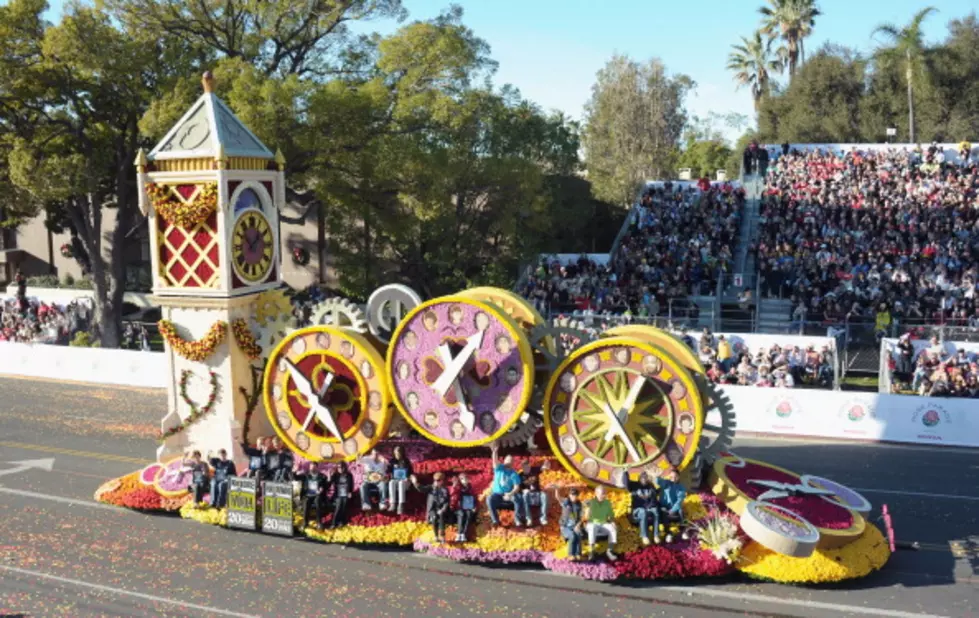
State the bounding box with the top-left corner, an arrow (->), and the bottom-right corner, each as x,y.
757,146 -> 770,177
240,436 -> 272,481
269,437 -> 294,483
554,487 -> 584,560
449,472 -> 477,542
412,472 -> 450,543
181,450 -> 209,507
387,445 -> 414,515
303,465 -> 330,529
742,142 -> 757,176
207,449 -> 236,508
329,462 -> 354,529
629,472 -> 661,545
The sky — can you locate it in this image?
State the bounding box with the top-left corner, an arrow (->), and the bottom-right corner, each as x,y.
39,0 -> 978,143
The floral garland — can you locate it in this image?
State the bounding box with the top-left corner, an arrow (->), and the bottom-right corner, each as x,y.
292,246 -> 310,266
239,365 -> 264,445
157,370 -> 219,442
231,319 -> 262,360
158,320 -> 227,362
60,243 -> 73,258
147,182 -> 219,229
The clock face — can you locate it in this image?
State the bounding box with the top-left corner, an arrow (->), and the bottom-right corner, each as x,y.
543,337 -> 704,487
232,209 -> 274,283
385,296 -> 535,447
263,327 -> 391,462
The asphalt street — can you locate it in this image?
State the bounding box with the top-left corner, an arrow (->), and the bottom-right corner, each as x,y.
0,375 -> 976,617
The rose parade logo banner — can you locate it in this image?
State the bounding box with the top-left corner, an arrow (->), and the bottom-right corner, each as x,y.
837,397 -> 877,437
767,395 -> 802,431
911,403 -> 952,442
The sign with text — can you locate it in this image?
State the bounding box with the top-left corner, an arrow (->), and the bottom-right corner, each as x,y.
261,481 -> 294,537
227,477 -> 258,531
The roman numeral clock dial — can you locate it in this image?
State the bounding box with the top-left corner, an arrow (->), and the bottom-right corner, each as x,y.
231,209 -> 274,284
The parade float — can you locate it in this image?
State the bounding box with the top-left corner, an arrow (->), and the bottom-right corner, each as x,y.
95,73 -> 892,585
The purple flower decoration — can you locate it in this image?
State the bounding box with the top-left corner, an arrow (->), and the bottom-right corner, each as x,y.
414,539 -> 543,564
542,554 -> 620,581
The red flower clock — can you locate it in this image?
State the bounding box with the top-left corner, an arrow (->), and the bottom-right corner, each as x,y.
542,337 -> 705,487
384,296 -> 535,446
709,452 -> 871,557
263,326 -> 392,461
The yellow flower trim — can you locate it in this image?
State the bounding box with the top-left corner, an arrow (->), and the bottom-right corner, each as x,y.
254,290 -> 292,327
159,319 -> 227,362
304,521 -> 431,545
231,319 -> 262,360
148,183 -> 219,229
179,502 -> 228,527
737,524 -> 891,583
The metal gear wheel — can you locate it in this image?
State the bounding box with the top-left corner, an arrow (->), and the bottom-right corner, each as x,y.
308,297 -> 369,333
699,380 -> 738,463
527,322 -> 598,412
253,312 -> 295,359
497,409 -> 544,448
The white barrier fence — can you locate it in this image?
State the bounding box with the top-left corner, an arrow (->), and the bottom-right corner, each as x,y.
709,384 -> 979,448
0,341 -> 167,388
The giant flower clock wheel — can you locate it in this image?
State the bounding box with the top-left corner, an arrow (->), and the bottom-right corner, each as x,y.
385,295 -> 535,447
264,326 -> 392,462
709,454 -> 866,551
543,337 -> 705,487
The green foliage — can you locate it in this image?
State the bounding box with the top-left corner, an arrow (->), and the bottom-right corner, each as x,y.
24,274 -> 93,289
758,0 -> 822,79
756,10 -> 979,144
70,331 -> 99,348
727,31 -> 783,110
758,45 -> 865,143
582,55 -> 693,206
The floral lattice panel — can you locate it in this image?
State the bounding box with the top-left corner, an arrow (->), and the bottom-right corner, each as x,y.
156,184 -> 221,289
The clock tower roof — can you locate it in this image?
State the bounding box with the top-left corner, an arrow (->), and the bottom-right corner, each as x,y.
148,72 -> 274,162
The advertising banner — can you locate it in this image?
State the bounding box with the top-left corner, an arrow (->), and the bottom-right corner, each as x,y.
227,477 -> 258,531
261,481 -> 294,537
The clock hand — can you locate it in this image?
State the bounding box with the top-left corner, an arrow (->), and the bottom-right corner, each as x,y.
286,359 -> 343,440
431,330 -> 485,396
301,371 -> 335,433
437,344 -> 476,431
600,400 -> 642,462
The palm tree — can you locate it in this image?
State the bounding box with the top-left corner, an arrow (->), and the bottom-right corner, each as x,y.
727,31 -> 783,112
872,7 -> 937,144
759,0 -> 822,79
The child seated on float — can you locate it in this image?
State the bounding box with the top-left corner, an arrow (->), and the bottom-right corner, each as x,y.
387,445 -> 414,515
656,470 -> 688,543
358,449 -> 390,511
329,462 -> 354,529
486,443 -> 525,527
450,473 -> 477,542
629,472 -> 661,545
585,486 -> 618,561
412,472 -> 451,543
554,487 -> 584,561
520,459 -> 551,526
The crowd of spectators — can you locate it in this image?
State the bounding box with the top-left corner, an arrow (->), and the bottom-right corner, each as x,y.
692,328 -> 834,389
520,182 -> 744,320
887,334 -> 979,397
0,296 -> 92,344
755,144 -> 979,339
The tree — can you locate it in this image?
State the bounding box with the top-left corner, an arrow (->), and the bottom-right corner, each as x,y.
0,0 -> 197,348
759,0 -> 821,80
582,55 -> 693,206
727,31 -> 783,112
757,45 -> 865,143
872,7 -> 938,143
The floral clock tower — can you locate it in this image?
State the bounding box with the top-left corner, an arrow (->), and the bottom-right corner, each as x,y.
137,72 -> 290,463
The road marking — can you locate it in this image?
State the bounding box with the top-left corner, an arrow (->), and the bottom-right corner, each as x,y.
0,457 -> 55,478
736,435 -> 979,455
0,487 -> 123,512
0,373 -> 165,393
0,564 -> 258,618
0,441 -> 149,465
853,487 -> 979,502
656,585 -> 949,618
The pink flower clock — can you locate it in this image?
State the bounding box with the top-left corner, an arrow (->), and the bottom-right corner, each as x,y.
385,296 -> 535,446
